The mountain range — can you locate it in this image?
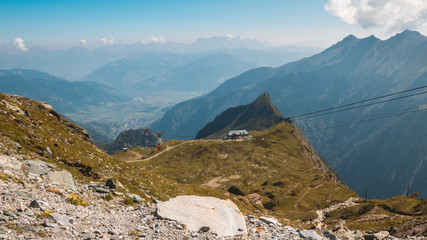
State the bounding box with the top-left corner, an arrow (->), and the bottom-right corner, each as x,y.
0,69 -> 130,113
83,52 -> 256,95
81,47 -> 319,97
151,30 -> 427,199
0,36 -> 318,81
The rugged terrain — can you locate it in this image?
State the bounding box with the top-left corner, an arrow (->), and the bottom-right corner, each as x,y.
2,93 -> 427,238
0,92 -> 232,203
118,125 -> 427,237
151,30 -> 427,199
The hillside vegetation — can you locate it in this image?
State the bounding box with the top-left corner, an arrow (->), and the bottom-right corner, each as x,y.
115,122 -> 427,234
0,93 -> 247,208
2,92 -> 426,235
129,122 -> 354,222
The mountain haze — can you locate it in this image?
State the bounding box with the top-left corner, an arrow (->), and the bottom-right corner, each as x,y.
0,69 -> 131,113
132,54 -> 256,94
0,36 -> 318,81
152,30 -> 427,199
82,52 -> 202,92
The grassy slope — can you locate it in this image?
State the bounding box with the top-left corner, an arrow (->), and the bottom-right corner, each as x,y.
325,195 -> 427,234
3,92 -> 425,233
121,122 -> 427,233
132,122 -> 356,221
0,93 -> 251,210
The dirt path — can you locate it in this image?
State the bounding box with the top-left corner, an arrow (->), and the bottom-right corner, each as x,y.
127,139 -> 221,163
203,175 -> 241,188
128,150 -> 143,160
313,197 -> 358,226
294,183 -> 325,208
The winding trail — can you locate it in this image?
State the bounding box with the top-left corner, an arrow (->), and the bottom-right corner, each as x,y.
313,197 -> 358,226
128,150 -> 143,160
127,139 -> 221,163
294,183 -> 325,208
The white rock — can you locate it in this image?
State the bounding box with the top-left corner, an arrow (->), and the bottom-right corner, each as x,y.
299,229 -> 324,240
51,213 -> 73,227
284,226 -> 296,232
374,231 -> 390,239
23,160 -> 52,175
157,195 -> 247,238
45,170 -> 78,191
0,155 -> 22,171
259,216 -> 279,225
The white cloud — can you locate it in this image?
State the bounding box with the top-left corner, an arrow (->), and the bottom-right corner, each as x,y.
226,33 -> 234,38
13,37 -> 28,51
325,0 -> 427,32
150,35 -> 166,43
79,39 -> 87,47
100,38 -> 114,45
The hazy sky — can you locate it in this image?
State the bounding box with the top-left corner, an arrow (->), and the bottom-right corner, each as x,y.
2,0 -> 427,49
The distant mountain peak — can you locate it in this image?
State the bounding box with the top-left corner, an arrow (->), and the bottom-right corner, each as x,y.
400,29 -> 421,35
343,34 -> 358,42
367,34 -> 379,40
253,91 -> 271,102
192,36 -> 266,50
392,29 -> 425,40
249,92 -> 283,116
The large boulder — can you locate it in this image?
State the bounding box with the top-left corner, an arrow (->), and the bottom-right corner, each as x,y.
23,160 -> 53,175
0,155 -> 22,171
45,170 -> 78,191
298,229 -> 324,240
157,195 -> 247,238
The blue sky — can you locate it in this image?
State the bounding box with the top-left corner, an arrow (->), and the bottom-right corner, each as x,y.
2,0 -> 427,49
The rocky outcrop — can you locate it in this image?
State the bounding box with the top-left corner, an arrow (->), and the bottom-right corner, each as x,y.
157,195 -> 247,238
98,128 -> 165,154
1,156 -> 78,192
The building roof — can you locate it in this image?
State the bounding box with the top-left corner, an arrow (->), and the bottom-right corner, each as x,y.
227,130 -> 249,136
